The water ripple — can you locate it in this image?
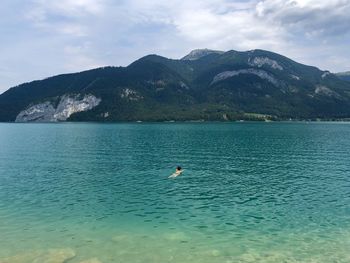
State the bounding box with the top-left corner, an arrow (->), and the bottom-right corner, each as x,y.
0,122 -> 350,262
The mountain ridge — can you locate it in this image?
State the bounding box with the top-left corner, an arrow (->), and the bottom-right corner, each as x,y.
181,48 -> 225,61
1,49 -> 350,122
336,71 -> 350,82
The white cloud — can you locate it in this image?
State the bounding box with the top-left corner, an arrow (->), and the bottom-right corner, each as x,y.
63,43 -> 105,71
0,0 -> 350,94
255,0 -> 350,36
32,0 -> 105,17
59,24 -> 88,37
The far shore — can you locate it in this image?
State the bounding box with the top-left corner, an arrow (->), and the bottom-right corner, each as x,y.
2,119 -> 350,124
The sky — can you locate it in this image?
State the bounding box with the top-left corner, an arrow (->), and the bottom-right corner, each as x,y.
0,0 -> 349,94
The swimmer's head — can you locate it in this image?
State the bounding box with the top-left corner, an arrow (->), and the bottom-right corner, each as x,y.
176,166 -> 182,171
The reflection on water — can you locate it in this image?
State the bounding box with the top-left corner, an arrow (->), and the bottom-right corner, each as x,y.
0,122 -> 350,262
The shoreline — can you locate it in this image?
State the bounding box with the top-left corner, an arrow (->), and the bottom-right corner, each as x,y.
2,119 -> 350,124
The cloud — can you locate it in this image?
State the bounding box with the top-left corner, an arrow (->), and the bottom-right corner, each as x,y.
29,0 -> 105,18
24,0 -> 105,36
0,0 -> 350,94
63,43 -> 105,71
171,2 -> 287,50
255,0 -> 350,38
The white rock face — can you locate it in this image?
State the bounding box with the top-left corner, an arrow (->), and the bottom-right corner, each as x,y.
248,57 -> 283,70
322,71 -> 331,79
211,69 -> 280,87
314,85 -> 340,98
15,101 -> 56,122
121,88 -> 143,101
181,49 -> 224,60
179,81 -> 189,89
290,74 -> 300,80
15,94 -> 101,122
54,95 -> 101,121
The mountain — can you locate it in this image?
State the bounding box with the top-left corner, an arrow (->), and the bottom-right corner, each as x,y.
1,49 -> 350,122
181,49 -> 225,61
336,72 -> 350,82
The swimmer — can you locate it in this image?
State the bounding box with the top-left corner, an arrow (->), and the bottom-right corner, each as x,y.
169,166 -> 183,178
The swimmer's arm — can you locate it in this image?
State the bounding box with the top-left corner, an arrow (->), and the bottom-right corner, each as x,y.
169,172 -> 181,178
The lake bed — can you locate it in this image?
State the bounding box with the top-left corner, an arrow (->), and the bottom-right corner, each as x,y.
0,122 -> 349,262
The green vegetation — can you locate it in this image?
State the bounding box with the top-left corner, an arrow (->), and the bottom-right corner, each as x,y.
1,49 -> 350,122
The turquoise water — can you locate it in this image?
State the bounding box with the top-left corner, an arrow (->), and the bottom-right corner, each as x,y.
0,122 -> 350,263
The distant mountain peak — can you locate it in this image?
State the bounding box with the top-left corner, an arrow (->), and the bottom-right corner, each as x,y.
336,71 -> 350,82
181,49 -> 224,61
337,71 -> 350,76
2,48 -> 350,122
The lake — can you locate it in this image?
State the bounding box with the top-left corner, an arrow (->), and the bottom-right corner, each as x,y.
0,122 -> 350,262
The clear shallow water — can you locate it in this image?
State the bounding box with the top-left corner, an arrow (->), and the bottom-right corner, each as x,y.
0,122 -> 350,263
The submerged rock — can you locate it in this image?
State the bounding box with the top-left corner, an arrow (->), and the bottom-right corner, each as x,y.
111,234 -> 130,243
0,248 -> 75,263
163,232 -> 189,242
211,249 -> 221,257
33,248 -> 76,263
79,258 -> 102,263
236,251 -> 326,263
0,251 -> 42,263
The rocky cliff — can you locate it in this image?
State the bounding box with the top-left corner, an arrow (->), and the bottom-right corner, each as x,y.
15,94 -> 101,122
1,49 -> 350,122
